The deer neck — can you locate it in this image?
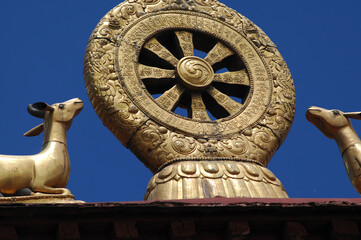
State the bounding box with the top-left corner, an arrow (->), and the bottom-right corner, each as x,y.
42,117 -> 68,146
334,126 -> 361,154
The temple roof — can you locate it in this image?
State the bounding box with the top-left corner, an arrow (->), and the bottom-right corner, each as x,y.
2,198 -> 361,239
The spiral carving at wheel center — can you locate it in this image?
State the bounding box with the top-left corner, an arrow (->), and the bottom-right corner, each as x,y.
84,0 -> 296,200
177,56 -> 214,90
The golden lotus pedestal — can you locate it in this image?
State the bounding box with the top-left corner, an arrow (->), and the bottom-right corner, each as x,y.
0,194 -> 83,204
145,160 -> 288,200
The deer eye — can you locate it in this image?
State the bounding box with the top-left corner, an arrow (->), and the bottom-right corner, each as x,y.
59,104 -> 65,109
332,110 -> 340,115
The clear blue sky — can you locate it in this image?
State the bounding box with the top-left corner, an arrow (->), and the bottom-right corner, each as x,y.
0,1 -> 360,202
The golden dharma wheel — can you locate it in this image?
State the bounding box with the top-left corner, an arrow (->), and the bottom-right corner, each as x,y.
84,0 -> 295,199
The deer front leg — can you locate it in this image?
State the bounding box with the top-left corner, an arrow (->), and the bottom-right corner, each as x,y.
32,185 -> 71,195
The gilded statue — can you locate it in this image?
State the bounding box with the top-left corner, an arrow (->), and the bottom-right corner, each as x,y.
306,107 -> 361,194
0,98 -> 83,200
84,0 -> 295,199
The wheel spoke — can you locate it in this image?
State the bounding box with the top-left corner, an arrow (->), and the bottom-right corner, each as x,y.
143,37 -> 179,67
156,84 -> 185,111
206,86 -> 242,115
204,42 -> 234,66
175,31 -> 194,57
213,69 -> 250,86
191,92 -> 211,121
138,64 -> 175,79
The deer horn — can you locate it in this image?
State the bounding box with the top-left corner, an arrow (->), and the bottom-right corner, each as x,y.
27,102 -> 53,119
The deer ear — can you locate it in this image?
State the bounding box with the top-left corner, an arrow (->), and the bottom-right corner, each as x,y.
344,112 -> 361,120
24,123 -> 44,137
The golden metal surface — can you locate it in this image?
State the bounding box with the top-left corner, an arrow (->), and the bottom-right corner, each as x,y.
191,92 -> 211,121
307,107 -> 361,194
204,41 -> 234,66
176,56 -> 214,90
145,161 -> 288,200
175,31 -> 194,57
138,64 -> 176,80
156,84 -> 185,111
213,69 -> 250,85
84,0 -> 295,199
144,37 -> 180,67
0,98 -> 83,200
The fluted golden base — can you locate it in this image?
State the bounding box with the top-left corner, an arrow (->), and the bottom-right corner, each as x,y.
145,161 -> 288,200
0,194 -> 84,204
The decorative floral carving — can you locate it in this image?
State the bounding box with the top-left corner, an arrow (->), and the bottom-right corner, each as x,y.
129,121 -> 175,170
171,134 -> 197,155
197,139 -> 222,157
193,0 -> 218,6
84,38 -> 148,145
220,136 -> 249,155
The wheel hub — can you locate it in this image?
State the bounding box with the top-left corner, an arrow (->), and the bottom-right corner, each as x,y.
176,56 -> 214,90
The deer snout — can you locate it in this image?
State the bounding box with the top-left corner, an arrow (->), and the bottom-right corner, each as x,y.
307,106 -> 323,113
306,106 -> 323,122
73,98 -> 83,103
70,98 -> 84,111
73,101 -> 84,117
69,98 -> 83,105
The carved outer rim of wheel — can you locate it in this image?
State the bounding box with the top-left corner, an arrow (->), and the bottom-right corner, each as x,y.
84,0 -> 296,172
